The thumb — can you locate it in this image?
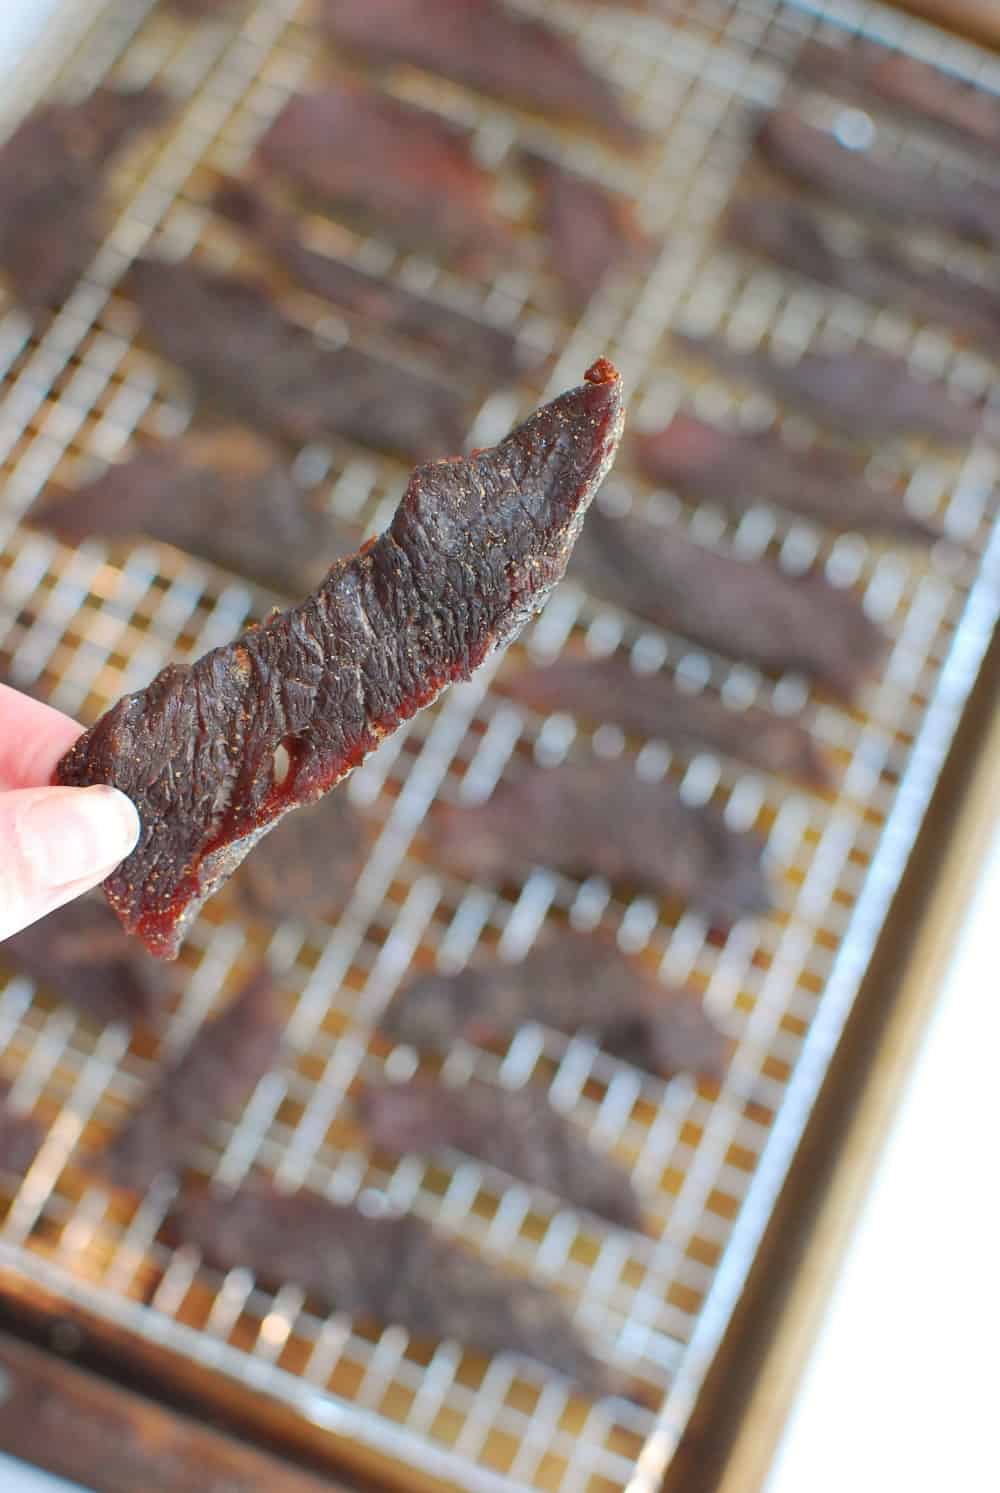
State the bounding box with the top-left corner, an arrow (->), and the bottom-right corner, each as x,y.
0,784 -> 140,941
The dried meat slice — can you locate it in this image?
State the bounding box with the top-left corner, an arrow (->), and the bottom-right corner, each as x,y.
55,361 -> 624,958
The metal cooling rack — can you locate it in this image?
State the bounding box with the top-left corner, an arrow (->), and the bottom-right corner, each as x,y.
1,2 -> 999,1490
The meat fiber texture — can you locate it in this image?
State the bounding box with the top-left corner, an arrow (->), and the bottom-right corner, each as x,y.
55,362 -> 625,957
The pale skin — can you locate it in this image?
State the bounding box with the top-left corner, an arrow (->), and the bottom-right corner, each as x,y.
0,684 -> 139,941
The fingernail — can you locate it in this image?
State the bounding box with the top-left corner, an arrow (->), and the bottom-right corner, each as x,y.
23,786 -> 140,889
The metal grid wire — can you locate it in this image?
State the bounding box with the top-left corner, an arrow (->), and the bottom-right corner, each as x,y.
1,1 -> 999,1489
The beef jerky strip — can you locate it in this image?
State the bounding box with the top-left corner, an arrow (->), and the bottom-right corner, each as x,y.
359,1075 -> 642,1229
173,1182 -> 622,1396
503,654 -> 827,786
674,330 -> 981,444
213,178 -> 535,385
3,897 -> 166,1028
55,361 -> 624,958
636,404 -> 940,541
572,506 -> 882,697
756,107 -> 1000,249
0,1084 -> 43,1177
128,258 -> 468,462
321,0 -> 642,149
380,928 -> 730,1080
726,195 -> 1000,359
29,430 -> 361,598
426,758 -> 769,924
100,968 -> 282,1191
521,150 -> 654,310
0,87 -> 167,311
235,792 -> 365,924
255,83 -> 512,273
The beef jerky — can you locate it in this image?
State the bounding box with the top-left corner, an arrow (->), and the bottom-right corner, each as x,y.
3,897 -> 165,1027
380,928 -> 729,1080
503,654 -> 827,786
0,1086 -> 43,1177
235,792 -> 365,924
426,758 -> 769,923
572,506 -> 882,697
129,258 -> 468,462
726,195 -> 1000,357
321,0 -> 642,148
359,1076 -> 642,1228
213,178 -> 534,385
173,1182 -> 620,1395
255,84 -> 511,272
29,430 -> 361,597
100,968 -> 281,1191
635,404 -> 939,541
522,150 -> 653,310
674,330 -> 981,444
0,87 -> 166,311
755,107 -> 1000,248
55,361 -> 624,958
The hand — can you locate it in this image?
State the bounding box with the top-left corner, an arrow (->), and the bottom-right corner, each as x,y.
0,683 -> 139,940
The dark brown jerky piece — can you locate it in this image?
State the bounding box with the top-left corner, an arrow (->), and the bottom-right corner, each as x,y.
522,150 -> 654,310
0,87 -> 166,311
128,258 -> 468,462
636,404 -> 940,541
380,928 -> 729,1080
0,1085 -> 43,1177
173,1182 -> 620,1395
756,108 -> 1000,248
726,195 -> 1000,358
213,178 -> 535,385
235,792 -> 365,924
572,505 -> 882,697
100,968 -> 282,1192
255,83 -> 511,272
426,758 -> 769,924
2,897 -> 166,1027
503,654 -> 827,785
29,429 -> 361,597
55,362 -> 624,958
674,330 -> 982,444
321,0 -> 642,148
359,1075 -> 642,1228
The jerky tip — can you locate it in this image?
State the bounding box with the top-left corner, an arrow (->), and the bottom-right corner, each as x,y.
585,357 -> 619,386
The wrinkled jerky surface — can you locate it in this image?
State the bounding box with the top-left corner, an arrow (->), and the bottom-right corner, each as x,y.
322,0 -> 641,147
235,791 -> 365,924
129,258 -> 468,461
0,1085 -> 43,1177
30,429 -> 361,597
256,83 -> 511,271
101,968 -> 282,1191
572,506 -> 883,697
504,654 -> 827,786
0,86 -> 166,310
56,361 -> 624,957
174,1182 -> 620,1395
359,1075 -> 642,1228
380,928 -> 730,1080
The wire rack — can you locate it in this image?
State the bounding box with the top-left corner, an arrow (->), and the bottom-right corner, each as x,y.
1,1 -> 999,1490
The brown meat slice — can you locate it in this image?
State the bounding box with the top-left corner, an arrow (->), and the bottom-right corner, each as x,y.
572,506 -> 883,698
55,362 -> 625,958
756,107 -> 1000,248
425,758 -> 769,924
213,178 -> 535,385
636,405 -> 940,541
503,654 -> 827,786
522,150 -> 654,309
128,258 -> 468,462
380,929 -> 729,1080
0,87 -> 167,311
235,792 -> 365,924
29,430 -> 361,597
726,195 -> 1000,358
100,968 -> 282,1191
359,1075 -> 642,1228
0,1085 -> 43,1177
255,83 -> 511,271
674,330 -> 982,444
321,0 -> 641,148
173,1182 -> 623,1395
